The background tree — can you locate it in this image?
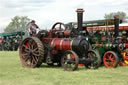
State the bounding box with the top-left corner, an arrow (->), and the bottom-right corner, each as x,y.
104,11 -> 128,22
4,16 -> 31,37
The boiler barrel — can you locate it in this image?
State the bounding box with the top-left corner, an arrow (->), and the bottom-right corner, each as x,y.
51,38 -> 72,50
50,38 -> 89,54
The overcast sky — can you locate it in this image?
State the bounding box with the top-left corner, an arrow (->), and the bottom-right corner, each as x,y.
0,0 -> 128,33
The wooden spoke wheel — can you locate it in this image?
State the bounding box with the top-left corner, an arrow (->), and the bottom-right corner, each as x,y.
19,37 -> 44,68
103,51 -> 119,68
61,50 -> 79,71
85,50 -> 101,69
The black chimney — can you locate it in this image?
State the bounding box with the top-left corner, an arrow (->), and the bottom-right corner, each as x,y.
76,9 -> 84,31
114,15 -> 120,38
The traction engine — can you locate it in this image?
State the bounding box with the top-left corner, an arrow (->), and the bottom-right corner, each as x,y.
19,9 -> 101,71
89,16 -> 128,68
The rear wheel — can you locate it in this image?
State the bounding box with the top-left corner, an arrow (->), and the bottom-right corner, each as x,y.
19,37 -> 44,68
103,51 -> 119,68
61,50 -> 79,71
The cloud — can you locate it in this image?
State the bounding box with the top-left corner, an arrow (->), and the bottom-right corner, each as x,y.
0,0 -> 128,33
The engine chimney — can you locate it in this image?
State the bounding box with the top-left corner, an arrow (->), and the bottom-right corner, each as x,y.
114,15 -> 120,38
76,9 -> 84,31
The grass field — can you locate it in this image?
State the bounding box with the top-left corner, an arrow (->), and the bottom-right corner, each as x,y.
0,51 -> 128,85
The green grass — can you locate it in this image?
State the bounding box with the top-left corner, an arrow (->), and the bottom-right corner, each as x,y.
0,51 -> 128,85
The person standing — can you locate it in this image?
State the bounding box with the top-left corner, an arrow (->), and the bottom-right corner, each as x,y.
28,20 -> 40,37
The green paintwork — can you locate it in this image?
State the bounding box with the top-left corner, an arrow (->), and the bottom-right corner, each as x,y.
0,32 -> 25,37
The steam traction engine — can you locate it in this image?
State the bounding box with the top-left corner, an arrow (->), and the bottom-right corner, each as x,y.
19,9 -> 101,71
87,16 -> 128,68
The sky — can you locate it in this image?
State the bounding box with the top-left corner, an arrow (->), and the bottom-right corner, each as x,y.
0,0 -> 128,33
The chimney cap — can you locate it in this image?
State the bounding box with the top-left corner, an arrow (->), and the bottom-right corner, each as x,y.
76,9 -> 84,13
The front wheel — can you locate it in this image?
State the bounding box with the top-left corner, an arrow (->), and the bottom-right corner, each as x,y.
61,50 -> 79,71
103,51 -> 119,68
85,50 -> 101,69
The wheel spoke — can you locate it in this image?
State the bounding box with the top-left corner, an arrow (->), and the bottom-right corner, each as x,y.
29,40 -> 33,49
22,45 -> 30,50
32,52 -> 40,57
24,49 -> 29,52
109,54 -> 112,58
33,49 -> 39,54
107,54 -> 112,60
106,62 -> 111,65
22,53 -> 28,57
105,57 -> 109,61
112,61 -> 116,65
33,48 -> 38,52
34,55 -> 38,62
32,56 -> 38,64
24,56 -> 29,62
30,43 -> 34,50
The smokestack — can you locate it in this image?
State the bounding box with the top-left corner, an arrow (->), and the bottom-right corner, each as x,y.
114,15 -> 120,38
76,9 -> 84,31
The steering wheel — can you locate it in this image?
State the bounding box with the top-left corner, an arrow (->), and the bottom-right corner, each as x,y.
51,22 -> 66,31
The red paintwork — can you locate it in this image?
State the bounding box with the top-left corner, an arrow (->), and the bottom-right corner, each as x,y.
52,22 -> 65,30
103,52 -> 118,68
87,26 -> 128,31
124,43 -> 128,48
72,55 -> 75,58
42,38 -> 51,43
64,30 -> 71,37
26,42 -> 29,48
51,38 -> 72,51
61,40 -> 72,50
78,64 -> 84,66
